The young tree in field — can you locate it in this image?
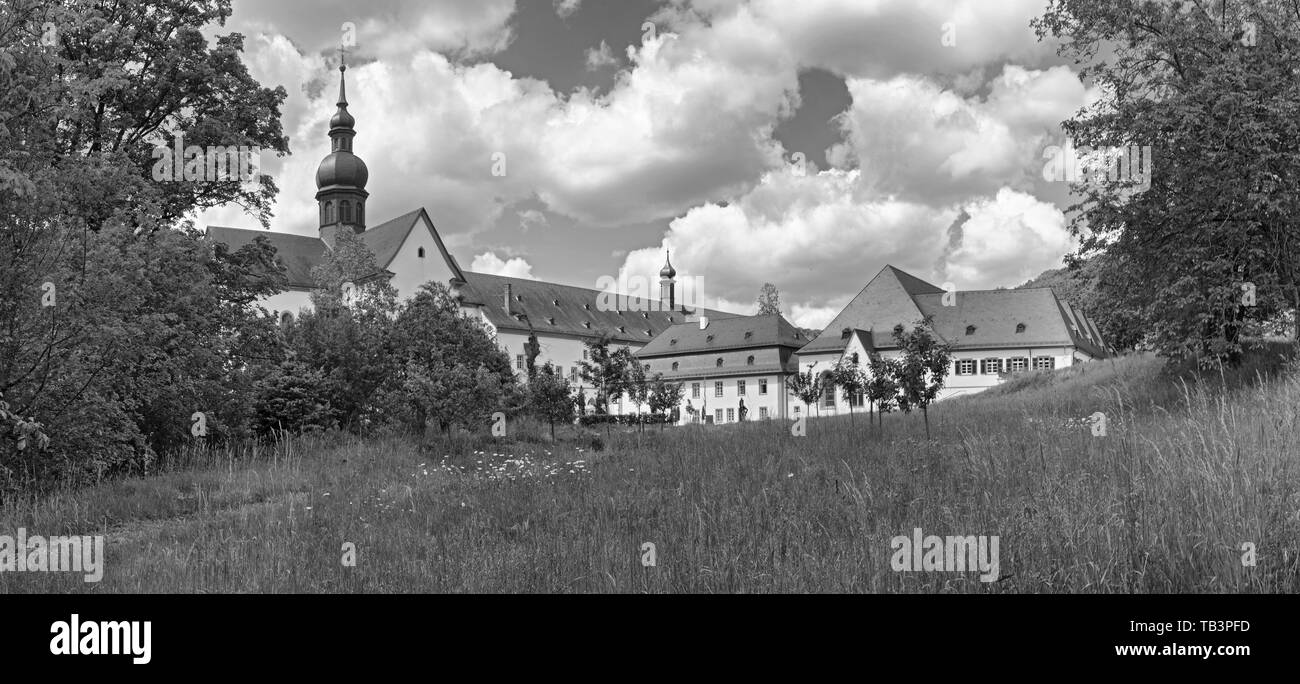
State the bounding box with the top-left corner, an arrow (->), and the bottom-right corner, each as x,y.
864,354 -> 901,430
529,363 -> 574,440
647,374 -> 684,431
787,362 -> 824,417
1033,1 -> 1300,362
577,333 -> 632,415
626,361 -> 650,432
890,318 -> 951,439
756,283 -> 781,316
829,355 -> 867,426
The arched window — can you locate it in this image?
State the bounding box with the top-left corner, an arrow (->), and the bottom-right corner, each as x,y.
417,247 -> 426,258
746,355 -> 755,366
671,362 -> 679,371
1015,323 -> 1026,333
820,371 -> 836,408
341,200 -> 352,224
324,201 -> 334,223
320,203 -> 327,225
965,325 -> 977,335
716,358 -> 724,367
357,201 -> 364,224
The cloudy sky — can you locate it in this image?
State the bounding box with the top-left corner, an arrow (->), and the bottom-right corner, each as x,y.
201,0 -> 1098,328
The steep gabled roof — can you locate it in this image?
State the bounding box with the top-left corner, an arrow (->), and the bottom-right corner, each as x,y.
206,207 -> 465,290
361,208 -> 466,281
636,314 -> 807,358
458,271 -> 739,346
797,264 -> 1109,358
798,265 -> 934,354
205,226 -> 326,288
913,288 -> 1077,349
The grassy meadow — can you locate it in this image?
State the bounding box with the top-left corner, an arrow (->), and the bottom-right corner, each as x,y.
2,348 -> 1298,593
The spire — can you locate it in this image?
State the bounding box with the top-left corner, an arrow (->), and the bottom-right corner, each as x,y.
338,47 -> 349,106
659,250 -> 676,312
330,47 -> 355,133
316,44 -> 369,245
659,250 -> 677,279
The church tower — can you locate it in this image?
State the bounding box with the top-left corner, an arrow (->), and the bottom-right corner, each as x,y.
316,52 -> 369,249
659,251 -> 676,311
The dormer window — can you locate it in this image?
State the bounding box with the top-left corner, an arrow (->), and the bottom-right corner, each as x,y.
744,331 -> 753,339
644,329 -> 652,336
553,299 -> 560,306
746,355 -> 755,366
547,317 -> 555,325
641,312 -> 648,319
706,334 -> 714,342
618,326 -> 626,333
671,362 -> 679,371
965,325 -> 976,336
1015,323 -> 1026,333
583,303 -> 590,310
716,358 -> 724,367
583,321 -> 591,329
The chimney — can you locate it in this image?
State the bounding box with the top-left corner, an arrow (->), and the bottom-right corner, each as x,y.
503,284 -> 512,315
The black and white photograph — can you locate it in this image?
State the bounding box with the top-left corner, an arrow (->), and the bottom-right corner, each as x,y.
0,0 -> 1294,669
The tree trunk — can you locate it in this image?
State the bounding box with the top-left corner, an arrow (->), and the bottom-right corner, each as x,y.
550,420 -> 555,441
922,405 -> 930,440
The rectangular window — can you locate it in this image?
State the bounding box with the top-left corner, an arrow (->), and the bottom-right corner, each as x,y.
569,366 -> 577,382
738,380 -> 746,396
981,358 -> 1002,375
822,386 -> 835,409
582,349 -> 588,360
793,405 -> 801,415
692,383 -> 700,398
849,391 -> 864,407
1034,356 -> 1055,371
715,381 -> 723,398
726,408 -> 735,422
955,359 -> 976,375
715,409 -> 724,424
759,379 -> 768,395
516,354 -> 524,370
759,406 -> 769,420
1009,357 -> 1029,373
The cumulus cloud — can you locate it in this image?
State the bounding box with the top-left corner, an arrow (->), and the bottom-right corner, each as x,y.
471,252 -> 537,279
616,167 -> 1072,329
826,65 -> 1092,204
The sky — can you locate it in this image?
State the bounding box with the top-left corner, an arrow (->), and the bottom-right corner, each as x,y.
200,0 -> 1100,329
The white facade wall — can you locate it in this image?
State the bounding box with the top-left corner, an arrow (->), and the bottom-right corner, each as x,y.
678,373 -> 788,425
385,215 -> 458,301
805,344 -> 1084,415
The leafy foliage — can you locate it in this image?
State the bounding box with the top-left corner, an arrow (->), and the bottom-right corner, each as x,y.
756,282 -> 781,316
1033,0 -> 1300,362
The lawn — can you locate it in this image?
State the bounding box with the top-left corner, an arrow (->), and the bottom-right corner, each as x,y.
2,350 -> 1298,593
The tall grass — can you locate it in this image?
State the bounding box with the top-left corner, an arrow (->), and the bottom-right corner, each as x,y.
1,349 -> 1296,593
